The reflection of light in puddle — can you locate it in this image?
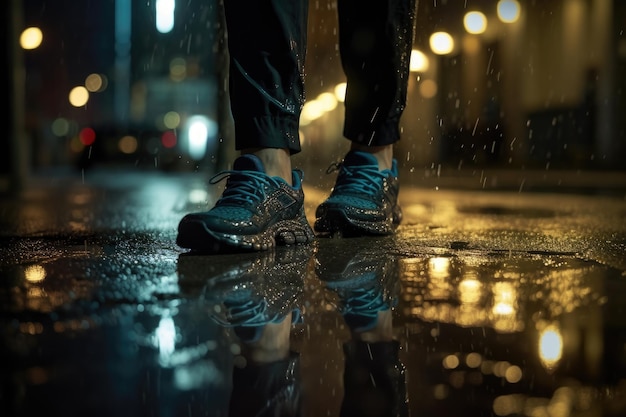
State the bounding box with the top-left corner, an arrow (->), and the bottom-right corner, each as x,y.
154,316 -> 177,365
427,257 -> 452,300
401,256 -> 604,337
459,276 -> 482,304
24,265 -> 46,283
539,324 -> 563,370
442,354 -> 460,369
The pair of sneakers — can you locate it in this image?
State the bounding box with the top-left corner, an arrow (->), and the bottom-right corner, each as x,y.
176,150 -> 403,252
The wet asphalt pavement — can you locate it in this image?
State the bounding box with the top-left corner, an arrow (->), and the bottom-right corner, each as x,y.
1,166 -> 626,417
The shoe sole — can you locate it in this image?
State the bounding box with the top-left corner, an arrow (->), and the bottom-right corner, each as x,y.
177,214 -> 315,253
314,207 -> 402,237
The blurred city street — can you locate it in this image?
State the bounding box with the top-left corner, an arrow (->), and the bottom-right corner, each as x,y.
2,0 -> 626,415
1,165 -> 625,417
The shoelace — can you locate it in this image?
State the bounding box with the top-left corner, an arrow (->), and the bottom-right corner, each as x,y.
328,163 -> 387,196
212,298 -> 273,327
209,170 -> 277,206
213,297 -> 299,328
340,286 -> 388,316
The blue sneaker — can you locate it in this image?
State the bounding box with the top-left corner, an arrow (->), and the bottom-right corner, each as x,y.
178,246 -> 312,343
177,154 -> 314,252
315,239 -> 398,333
314,151 -> 402,237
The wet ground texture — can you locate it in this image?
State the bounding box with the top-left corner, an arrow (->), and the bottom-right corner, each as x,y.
1,167 -> 626,417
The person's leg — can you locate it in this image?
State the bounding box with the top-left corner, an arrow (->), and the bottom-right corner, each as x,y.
224,0 -> 309,182
177,0 -> 313,252
229,316 -> 303,417
314,0 -> 416,237
339,0 -> 416,166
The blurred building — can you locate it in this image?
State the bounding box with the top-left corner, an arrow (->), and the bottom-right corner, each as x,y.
303,0 -> 626,171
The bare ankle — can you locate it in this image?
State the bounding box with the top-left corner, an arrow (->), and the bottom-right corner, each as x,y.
349,143 -> 393,171
242,148 -> 292,185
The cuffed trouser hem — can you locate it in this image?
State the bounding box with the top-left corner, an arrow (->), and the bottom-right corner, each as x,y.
341,340 -> 409,417
229,351 -> 301,417
343,119 -> 402,148
234,116 -> 301,154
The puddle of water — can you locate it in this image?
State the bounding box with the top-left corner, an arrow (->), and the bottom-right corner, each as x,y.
1,240 -> 625,417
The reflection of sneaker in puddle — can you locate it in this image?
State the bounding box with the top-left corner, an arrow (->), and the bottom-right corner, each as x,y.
314,239 -> 398,333
178,246 -> 313,343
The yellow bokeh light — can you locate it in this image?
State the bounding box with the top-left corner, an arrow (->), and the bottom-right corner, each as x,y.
429,32 -> 454,55
464,11 -> 488,34
300,100 -> 326,125
443,354 -> 460,369
465,352 -> 482,368
85,73 -> 107,92
497,0 -> 521,23
316,92 -> 338,112
24,265 -> 46,283
68,86 -> 90,107
419,79 -> 438,98
334,82 -> 346,102
20,27 -> 43,50
410,49 -> 429,72
504,365 -> 523,383
118,135 -> 138,154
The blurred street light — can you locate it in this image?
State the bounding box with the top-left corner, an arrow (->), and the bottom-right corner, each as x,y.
19,27 -> 43,50
430,31 -> 454,55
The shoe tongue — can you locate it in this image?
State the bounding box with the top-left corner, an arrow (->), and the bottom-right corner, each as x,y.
233,154 -> 265,172
343,150 -> 379,167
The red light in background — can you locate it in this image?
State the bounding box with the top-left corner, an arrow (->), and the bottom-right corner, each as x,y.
161,131 -> 177,148
79,127 -> 96,146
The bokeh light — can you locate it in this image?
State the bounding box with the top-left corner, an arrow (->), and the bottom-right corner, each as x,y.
464,11 -> 488,34
410,49 -> 429,72
85,73 -> 107,92
497,0 -> 521,23
20,27 -> 43,50
163,111 -> 181,129
79,127 -> 96,146
429,31 -> 455,55
69,86 -> 90,107
161,131 -> 177,149
118,135 -> 138,154
334,83 -> 347,102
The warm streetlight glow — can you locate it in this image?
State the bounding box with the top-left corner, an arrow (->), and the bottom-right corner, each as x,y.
334,82 -> 346,102
69,86 -> 90,107
464,11 -> 488,34
316,92 -> 338,112
118,135 -> 139,154
300,100 -> 326,125
429,32 -> 454,55
20,27 -> 43,50
85,73 -> 107,92
497,0 -> 521,23
419,79 -> 438,98
410,49 -> 429,72
24,265 -> 46,283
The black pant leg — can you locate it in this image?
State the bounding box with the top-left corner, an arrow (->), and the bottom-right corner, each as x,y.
223,0 -> 308,154
338,0 -> 417,146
